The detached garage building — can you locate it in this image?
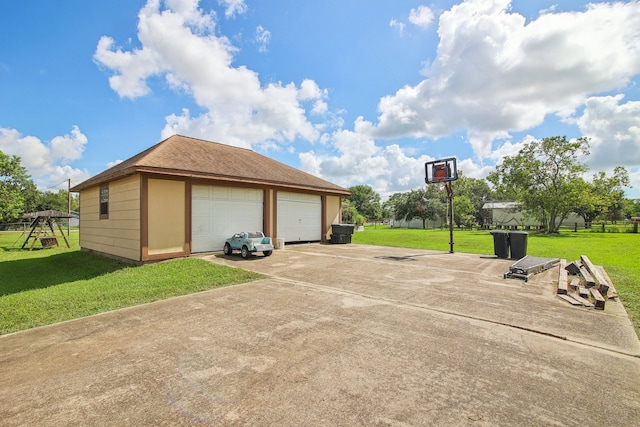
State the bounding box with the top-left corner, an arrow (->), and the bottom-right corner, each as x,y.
71,135 -> 350,263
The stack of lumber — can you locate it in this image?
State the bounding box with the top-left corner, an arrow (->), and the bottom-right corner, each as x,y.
556,255 -> 618,310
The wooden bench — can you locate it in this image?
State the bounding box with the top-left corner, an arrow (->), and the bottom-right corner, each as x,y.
39,237 -> 59,248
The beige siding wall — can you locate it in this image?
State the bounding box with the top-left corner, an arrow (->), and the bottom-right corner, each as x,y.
265,189 -> 274,238
324,195 -> 342,240
79,175 -> 141,261
147,179 -> 186,256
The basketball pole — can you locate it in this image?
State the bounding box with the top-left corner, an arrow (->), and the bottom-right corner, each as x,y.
446,181 -> 454,253
425,157 -> 457,254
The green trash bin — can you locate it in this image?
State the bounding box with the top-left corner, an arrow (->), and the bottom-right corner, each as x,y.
509,231 -> 528,259
490,230 -> 509,259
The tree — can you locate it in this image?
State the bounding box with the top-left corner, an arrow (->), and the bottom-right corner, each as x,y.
574,167 -> 630,225
601,167 -> 630,223
383,192 -> 409,222
392,186 -> 444,229
453,195 -> 475,228
487,136 -> 590,233
572,178 -> 602,226
341,199 -> 364,226
22,179 -> 41,214
347,185 -> 382,221
0,151 -> 79,224
37,189 -> 79,213
0,150 -> 33,222
452,173 -> 494,226
624,199 -> 640,218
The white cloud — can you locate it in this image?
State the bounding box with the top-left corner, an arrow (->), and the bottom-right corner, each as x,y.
298,79 -> 325,101
574,94 -> 640,196
338,1 -> 640,193
50,126 -> 88,162
162,108 -> 252,148
389,19 -> 405,34
365,0 -> 640,160
254,25 -> 271,54
576,94 -> 640,169
0,128 -> 48,170
299,130 -> 437,198
488,136 -> 529,164
628,167 -> 640,199
311,99 -> 328,116
93,0 -> 218,100
96,0 -> 324,150
94,36 -> 165,99
391,5 -> 434,35
409,5 -> 434,28
0,126 -> 91,189
540,5 -> 558,15
456,157 -> 494,179
217,0 -> 247,18
165,0 -> 217,31
299,79 -> 328,115
90,0 -> 640,201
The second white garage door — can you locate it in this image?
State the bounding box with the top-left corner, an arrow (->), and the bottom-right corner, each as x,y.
277,192 -> 321,242
192,185 -> 263,253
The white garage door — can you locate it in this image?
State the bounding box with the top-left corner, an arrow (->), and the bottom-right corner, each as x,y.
277,192 -> 321,242
192,185 -> 263,253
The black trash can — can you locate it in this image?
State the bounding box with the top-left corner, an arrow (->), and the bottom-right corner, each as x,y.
490,230 -> 509,258
330,224 -> 355,244
330,234 -> 352,244
331,224 -> 355,235
509,231 -> 528,259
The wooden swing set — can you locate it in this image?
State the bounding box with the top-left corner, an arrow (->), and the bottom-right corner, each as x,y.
19,210 -> 72,250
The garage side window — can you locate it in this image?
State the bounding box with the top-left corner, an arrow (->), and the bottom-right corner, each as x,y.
100,184 -> 109,219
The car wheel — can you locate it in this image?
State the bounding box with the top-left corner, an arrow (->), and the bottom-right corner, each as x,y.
241,246 -> 250,259
263,250 -> 272,257
223,243 -> 232,255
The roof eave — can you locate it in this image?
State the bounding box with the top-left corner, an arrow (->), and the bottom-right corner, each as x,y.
70,166 -> 138,192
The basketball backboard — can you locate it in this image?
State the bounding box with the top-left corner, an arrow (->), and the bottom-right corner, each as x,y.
425,157 -> 458,184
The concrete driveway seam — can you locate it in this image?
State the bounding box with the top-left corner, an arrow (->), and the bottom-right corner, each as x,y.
264,275 -> 640,359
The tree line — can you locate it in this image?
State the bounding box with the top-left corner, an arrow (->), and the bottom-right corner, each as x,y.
3,137 -> 638,232
0,150 -> 79,223
344,136 -> 639,233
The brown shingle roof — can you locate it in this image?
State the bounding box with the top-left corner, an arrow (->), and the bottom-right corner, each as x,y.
70,135 -> 350,195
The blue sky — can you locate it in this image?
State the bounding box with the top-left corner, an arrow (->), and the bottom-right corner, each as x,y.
1,0 -> 639,199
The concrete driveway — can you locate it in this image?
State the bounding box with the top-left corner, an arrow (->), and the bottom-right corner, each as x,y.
1,244 -> 639,426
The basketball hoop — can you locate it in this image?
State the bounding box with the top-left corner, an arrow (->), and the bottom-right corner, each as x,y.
424,157 -> 458,253
425,157 -> 458,184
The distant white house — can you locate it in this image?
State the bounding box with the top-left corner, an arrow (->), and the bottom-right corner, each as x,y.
482,202 -> 585,229
390,217 -> 443,229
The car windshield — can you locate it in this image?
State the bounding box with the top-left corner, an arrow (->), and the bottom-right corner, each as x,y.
247,232 -> 264,238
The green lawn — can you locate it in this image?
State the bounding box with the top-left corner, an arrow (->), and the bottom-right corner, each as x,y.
0,232 -> 264,335
354,225 -> 640,337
